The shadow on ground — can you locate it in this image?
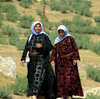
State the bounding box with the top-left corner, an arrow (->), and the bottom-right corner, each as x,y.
71,98 -> 85,99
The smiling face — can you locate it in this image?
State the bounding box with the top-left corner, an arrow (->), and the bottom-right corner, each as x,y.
34,24 -> 41,33
58,30 -> 65,38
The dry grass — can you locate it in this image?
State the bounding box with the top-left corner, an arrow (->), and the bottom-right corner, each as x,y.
0,44 -> 27,86
0,0 -> 100,94
78,49 -> 100,92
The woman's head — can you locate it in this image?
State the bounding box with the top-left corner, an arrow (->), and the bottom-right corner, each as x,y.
58,29 -> 65,38
57,25 -> 68,38
34,23 -> 41,33
31,21 -> 43,34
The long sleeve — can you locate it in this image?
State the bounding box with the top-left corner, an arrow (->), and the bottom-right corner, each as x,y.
70,37 -> 80,60
21,39 -> 29,61
49,44 -> 57,62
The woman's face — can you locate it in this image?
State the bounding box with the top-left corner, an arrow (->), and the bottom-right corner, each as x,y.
58,30 -> 65,38
34,24 -> 41,33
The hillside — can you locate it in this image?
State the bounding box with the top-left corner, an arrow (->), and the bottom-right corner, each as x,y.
0,0 -> 100,98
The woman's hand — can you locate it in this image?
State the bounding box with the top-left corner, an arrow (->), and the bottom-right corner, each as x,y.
51,61 -> 55,67
21,60 -> 25,67
36,43 -> 42,48
73,60 -> 77,65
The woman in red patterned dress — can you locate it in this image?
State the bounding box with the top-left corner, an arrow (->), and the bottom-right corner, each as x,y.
49,25 -> 84,99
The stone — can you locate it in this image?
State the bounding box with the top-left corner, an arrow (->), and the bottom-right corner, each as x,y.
37,0 -> 42,1
0,56 -> 17,79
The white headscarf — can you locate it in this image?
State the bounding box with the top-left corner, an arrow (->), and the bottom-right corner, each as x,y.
54,25 -> 73,45
28,21 -> 51,43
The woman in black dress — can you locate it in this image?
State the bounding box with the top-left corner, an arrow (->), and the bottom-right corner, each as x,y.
21,21 -> 56,99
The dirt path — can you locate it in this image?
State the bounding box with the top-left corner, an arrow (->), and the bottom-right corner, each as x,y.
7,86 -> 100,99
10,94 -> 84,99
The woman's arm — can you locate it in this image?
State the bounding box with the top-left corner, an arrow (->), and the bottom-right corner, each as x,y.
49,44 -> 57,62
49,44 -> 57,67
21,39 -> 29,61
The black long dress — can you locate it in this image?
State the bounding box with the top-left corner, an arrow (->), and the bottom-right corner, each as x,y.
21,34 -> 56,98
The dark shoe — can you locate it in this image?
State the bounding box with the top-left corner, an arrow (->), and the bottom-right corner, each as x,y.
45,96 -> 56,99
26,93 -> 31,97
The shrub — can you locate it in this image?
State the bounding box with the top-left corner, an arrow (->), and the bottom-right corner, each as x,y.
73,26 -> 83,33
61,19 -> 72,26
50,31 -> 58,45
68,0 -> 73,5
69,7 -> 73,12
86,65 -> 100,82
49,1 -> 61,11
60,5 -> 69,13
6,0 -> 12,1
45,30 -> 50,35
72,33 -> 91,49
83,10 -> 93,17
3,3 -> 17,12
6,10 -> 20,22
68,0 -> 93,17
41,0 -> 48,5
46,22 -> 54,30
20,15 -> 35,22
10,76 -> 28,94
19,0 -> 32,8
40,15 -> 48,24
97,22 -> 100,26
78,3 -> 90,15
19,21 -> 31,29
61,0 -> 67,5
94,26 -> 100,35
84,0 -> 92,7
68,24 -> 79,33
1,25 -> 19,36
33,0 -> 37,2
84,19 -> 92,26
54,1 -> 61,11
0,76 -> 28,98
35,8 -> 43,16
0,34 -> 8,45
72,15 -> 81,25
94,16 -> 100,22
72,15 -> 92,27
68,24 -> 94,34
50,0 -> 55,2
49,2 -> 56,10
0,85 -> 13,98
90,41 -> 100,55
82,26 -> 95,34
0,0 -> 5,2
86,91 -> 100,99
0,2 -> 3,12
0,20 -> 3,27
0,13 -> 4,20
55,22 -> 62,29
15,39 -> 27,50
9,35 -> 19,46
1,0 -> 12,1
24,29 -> 32,37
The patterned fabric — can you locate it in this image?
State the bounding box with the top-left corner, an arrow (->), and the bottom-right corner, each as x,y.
21,34 -> 56,98
49,36 -> 84,98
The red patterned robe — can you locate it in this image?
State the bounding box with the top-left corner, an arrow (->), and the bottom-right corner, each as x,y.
49,36 -> 84,98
